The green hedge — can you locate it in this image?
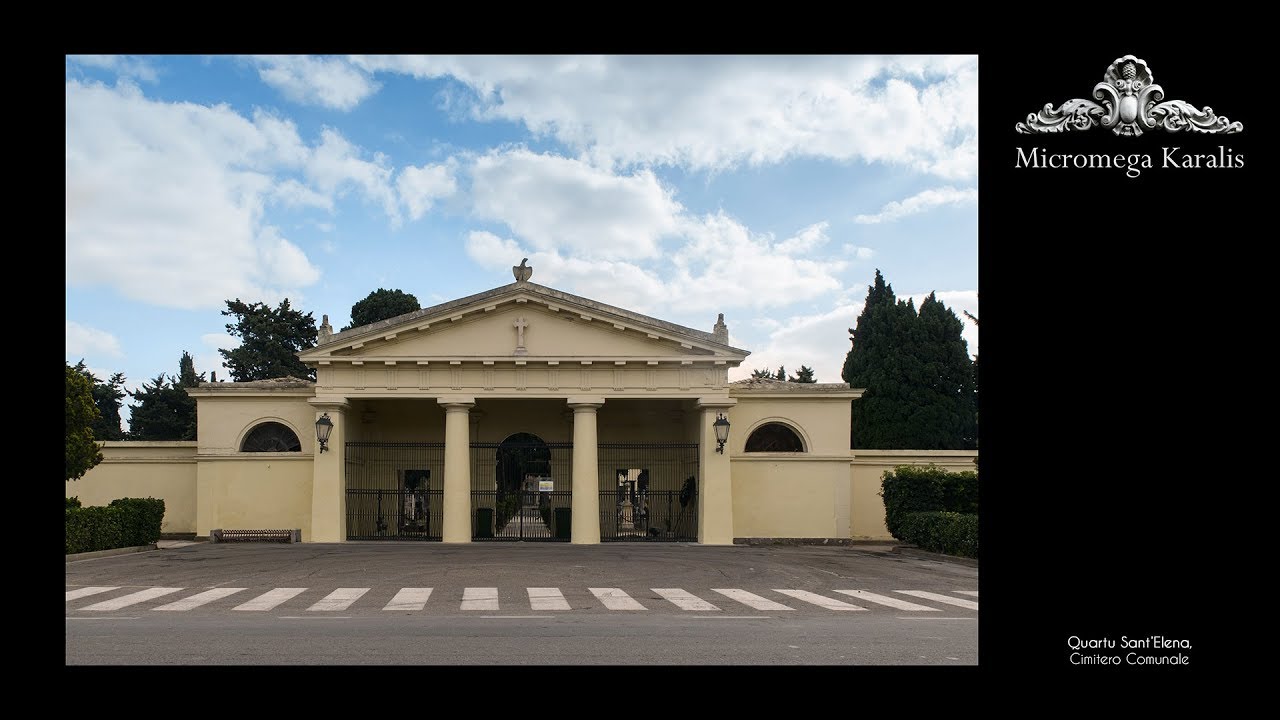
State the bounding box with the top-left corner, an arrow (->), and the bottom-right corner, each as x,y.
881,464 -> 978,538
66,496 -> 82,509
65,497 -> 165,555
109,498 -> 166,546
897,511 -> 978,558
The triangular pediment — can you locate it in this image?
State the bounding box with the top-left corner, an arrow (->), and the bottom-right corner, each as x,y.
299,282 -> 749,364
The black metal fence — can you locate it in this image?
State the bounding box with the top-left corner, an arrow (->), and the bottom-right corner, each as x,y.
346,442 -> 445,540
597,442 -> 699,541
346,439 -> 698,542
470,440 -> 573,541
471,490 -> 573,540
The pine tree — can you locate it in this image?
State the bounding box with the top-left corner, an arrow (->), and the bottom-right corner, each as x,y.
128,352 -> 203,440
775,366 -> 787,381
343,288 -> 422,331
790,365 -> 817,383
220,298 -> 317,381
750,368 -> 775,379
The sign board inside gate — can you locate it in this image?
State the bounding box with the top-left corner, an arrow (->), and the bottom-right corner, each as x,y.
538,479 -> 553,492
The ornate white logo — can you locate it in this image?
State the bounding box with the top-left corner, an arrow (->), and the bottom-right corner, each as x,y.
1017,55 -> 1242,136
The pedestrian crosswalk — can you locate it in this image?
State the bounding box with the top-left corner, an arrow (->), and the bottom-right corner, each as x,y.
67,585 -> 979,614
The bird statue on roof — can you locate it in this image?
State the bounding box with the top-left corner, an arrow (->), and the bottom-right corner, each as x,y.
513,257 -> 533,282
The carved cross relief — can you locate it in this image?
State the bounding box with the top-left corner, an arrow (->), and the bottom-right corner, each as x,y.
514,316 -> 529,356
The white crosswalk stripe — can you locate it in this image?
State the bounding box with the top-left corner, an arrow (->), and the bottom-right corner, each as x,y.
461,587 -> 499,611
653,588 -> 719,611
710,589 -> 794,611
896,591 -> 979,610
233,588 -> 307,611
528,588 -> 571,611
833,590 -> 941,611
773,589 -> 866,611
308,588 -> 369,611
64,585 -> 979,614
384,588 -> 432,611
67,587 -> 120,602
80,587 -> 185,611
154,588 -> 246,611
589,588 -> 646,610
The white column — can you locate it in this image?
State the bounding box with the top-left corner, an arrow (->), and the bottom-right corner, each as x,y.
696,398 -> 736,545
568,396 -> 605,544
309,399 -> 350,543
439,398 -> 475,543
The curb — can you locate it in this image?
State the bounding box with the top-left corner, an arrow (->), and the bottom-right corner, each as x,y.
733,537 -> 894,547
892,545 -> 979,567
66,544 -> 157,563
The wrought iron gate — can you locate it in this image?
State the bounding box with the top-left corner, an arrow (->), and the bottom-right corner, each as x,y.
471,438 -> 573,541
598,442 -> 699,541
346,442 -> 444,540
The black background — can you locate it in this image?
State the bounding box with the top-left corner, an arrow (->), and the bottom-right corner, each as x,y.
984,43 -> 1255,674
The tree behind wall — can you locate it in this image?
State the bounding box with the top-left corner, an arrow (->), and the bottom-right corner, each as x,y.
66,364 -> 103,481
71,360 -> 126,440
220,298 -> 317,381
789,365 -> 817,383
128,352 -> 204,440
842,270 -> 976,449
343,288 -> 421,331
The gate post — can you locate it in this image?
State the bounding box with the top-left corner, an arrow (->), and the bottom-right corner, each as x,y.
309,398 -> 350,543
696,398 -> 736,545
439,398 -> 475,543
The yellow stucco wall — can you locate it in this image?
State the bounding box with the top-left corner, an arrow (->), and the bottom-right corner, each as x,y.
194,392 -> 317,454
727,395 -> 854,538
195,457 -> 314,539
850,450 -> 978,540
69,442 -> 198,534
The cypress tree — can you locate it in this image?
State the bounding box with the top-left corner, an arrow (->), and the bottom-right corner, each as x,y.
842,271 -> 975,449
128,352 -> 203,440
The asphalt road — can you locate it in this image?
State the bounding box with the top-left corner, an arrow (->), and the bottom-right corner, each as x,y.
66,542 -> 978,665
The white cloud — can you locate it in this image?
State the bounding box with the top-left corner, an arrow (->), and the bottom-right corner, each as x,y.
304,128 -> 401,226
470,149 -> 681,260
272,179 -> 333,210
250,55 -> 379,111
397,162 -> 457,220
727,303 -> 863,384
466,211 -> 844,315
775,222 -> 830,254
66,80 -> 400,309
842,244 -> 875,260
350,55 -> 977,177
66,321 -> 123,358
854,186 -> 977,224
67,55 -> 158,83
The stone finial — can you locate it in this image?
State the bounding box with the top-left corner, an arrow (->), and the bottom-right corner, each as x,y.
713,313 -> 728,344
513,257 -> 533,282
318,313 -> 333,343
210,371 -> 217,382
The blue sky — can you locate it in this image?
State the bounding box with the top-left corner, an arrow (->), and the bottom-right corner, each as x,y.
65,55 -> 977,430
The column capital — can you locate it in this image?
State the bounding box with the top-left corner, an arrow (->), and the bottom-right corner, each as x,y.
309,397 -> 351,412
566,395 -> 606,409
695,397 -> 737,410
437,397 -> 476,411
